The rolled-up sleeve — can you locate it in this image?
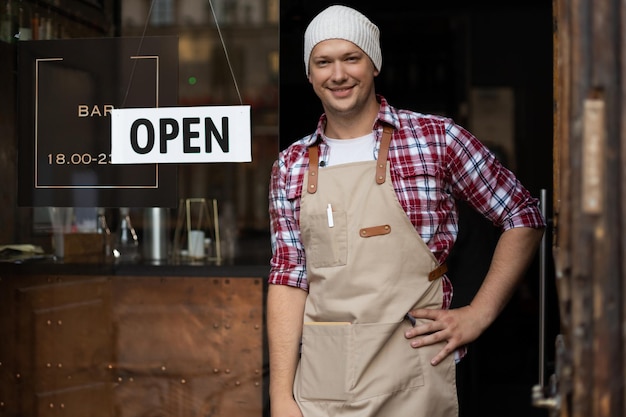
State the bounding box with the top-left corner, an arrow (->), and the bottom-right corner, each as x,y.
268,155 -> 309,290
445,122 -> 546,231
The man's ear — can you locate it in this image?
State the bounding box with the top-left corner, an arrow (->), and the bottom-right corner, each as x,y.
373,69 -> 380,77
308,74 -> 313,84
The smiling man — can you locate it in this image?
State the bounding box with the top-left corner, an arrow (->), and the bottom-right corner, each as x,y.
267,5 -> 545,417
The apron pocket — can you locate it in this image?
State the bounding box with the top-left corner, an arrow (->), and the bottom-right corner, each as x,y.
302,210 -> 348,268
298,322 -> 351,401
350,322 -> 425,401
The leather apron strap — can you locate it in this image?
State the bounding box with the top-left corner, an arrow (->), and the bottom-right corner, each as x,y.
307,145 -> 319,194
376,124 -> 393,184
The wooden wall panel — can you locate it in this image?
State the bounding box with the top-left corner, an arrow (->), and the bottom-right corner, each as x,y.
112,276 -> 264,417
13,276 -> 114,417
0,274 -> 264,417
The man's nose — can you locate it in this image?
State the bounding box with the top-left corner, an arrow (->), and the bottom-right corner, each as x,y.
330,62 -> 348,81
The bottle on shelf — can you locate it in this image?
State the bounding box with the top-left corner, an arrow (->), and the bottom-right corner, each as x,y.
39,13 -> 52,40
31,11 -> 38,40
17,4 -> 31,40
39,16 -> 47,39
96,207 -> 111,234
96,207 -> 113,260
114,207 -> 140,263
0,0 -> 15,43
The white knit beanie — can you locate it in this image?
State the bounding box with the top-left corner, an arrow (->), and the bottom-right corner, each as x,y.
304,5 -> 382,75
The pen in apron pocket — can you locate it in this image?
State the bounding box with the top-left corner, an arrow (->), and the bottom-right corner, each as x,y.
327,204 -> 334,228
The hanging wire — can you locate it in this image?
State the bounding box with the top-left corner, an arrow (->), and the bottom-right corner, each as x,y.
121,0 -> 157,108
207,0 -> 243,105
122,0 -> 243,107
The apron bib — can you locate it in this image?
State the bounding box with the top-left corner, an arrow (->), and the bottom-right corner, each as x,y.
294,127 -> 458,417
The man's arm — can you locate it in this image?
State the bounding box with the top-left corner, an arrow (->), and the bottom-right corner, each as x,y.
267,284 -> 308,416
406,226 -> 544,365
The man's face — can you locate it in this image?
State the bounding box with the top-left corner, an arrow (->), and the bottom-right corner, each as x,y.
308,39 -> 379,118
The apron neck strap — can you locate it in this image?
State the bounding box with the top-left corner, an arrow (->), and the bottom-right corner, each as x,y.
376,124 -> 394,185
307,145 -> 319,194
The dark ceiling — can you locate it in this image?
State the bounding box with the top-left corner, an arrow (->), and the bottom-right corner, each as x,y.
281,0 -> 552,27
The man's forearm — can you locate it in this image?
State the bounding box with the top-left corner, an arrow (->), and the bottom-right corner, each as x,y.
470,226 -> 545,329
267,284 -> 308,401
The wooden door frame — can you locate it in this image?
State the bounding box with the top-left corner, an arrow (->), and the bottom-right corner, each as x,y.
552,1 -> 625,416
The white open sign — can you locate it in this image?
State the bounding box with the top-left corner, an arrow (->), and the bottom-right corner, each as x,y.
110,105 -> 251,164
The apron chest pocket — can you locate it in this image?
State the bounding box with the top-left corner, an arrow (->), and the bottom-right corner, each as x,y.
301,210 -> 348,268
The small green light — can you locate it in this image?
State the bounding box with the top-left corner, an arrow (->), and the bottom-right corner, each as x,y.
188,76 -> 197,85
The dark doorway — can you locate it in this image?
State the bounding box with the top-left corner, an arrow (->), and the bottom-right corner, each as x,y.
279,2 -> 556,417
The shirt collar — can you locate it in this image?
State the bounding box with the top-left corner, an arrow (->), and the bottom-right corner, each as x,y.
305,95 -> 400,146
374,95 -> 401,131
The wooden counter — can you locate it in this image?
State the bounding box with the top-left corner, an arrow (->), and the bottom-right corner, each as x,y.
0,262 -> 269,417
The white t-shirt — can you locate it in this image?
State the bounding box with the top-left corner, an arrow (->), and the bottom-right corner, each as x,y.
324,133 -> 376,166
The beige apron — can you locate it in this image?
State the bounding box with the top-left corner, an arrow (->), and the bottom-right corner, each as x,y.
293,126 -> 458,417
